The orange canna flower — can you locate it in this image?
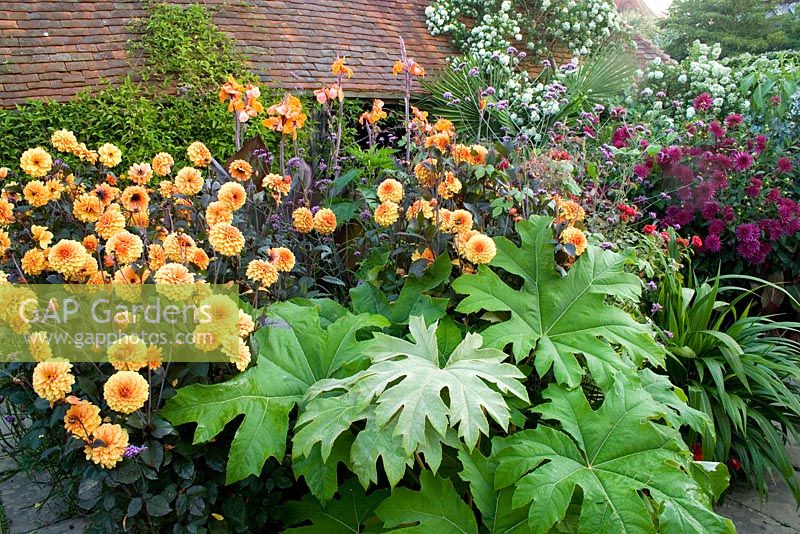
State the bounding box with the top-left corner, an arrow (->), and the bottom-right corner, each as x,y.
332,56 -> 354,78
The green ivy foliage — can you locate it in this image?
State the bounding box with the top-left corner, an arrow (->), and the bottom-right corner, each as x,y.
129,3 -> 249,90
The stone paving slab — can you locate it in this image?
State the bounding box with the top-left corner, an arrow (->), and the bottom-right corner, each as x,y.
1,411 -> 798,533
717,479 -> 800,533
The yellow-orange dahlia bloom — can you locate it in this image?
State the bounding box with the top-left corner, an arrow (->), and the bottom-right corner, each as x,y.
268,246 -> 296,272
0,198 -> 15,226
152,152 -> 174,176
187,141 -> 212,167
313,208 -> 337,235
48,239 -> 89,276
208,223 -> 245,256
97,143 -> 122,168
108,334 -> 148,371
413,158 -> 438,188
246,259 -> 279,288
411,247 -> 436,263
95,204 -> 126,239
238,309 -> 255,338
23,180 -> 51,207
72,193 -> 104,223
146,345 -> 162,370
154,263 -> 195,300
33,360 -> 74,403
454,229 -> 478,257
64,399 -> 101,439
127,163 -> 153,185
73,143 -> 98,164
31,225 -> 53,248
121,185 -> 149,213
222,335 -> 251,371
147,243 -> 166,271
189,247 -> 210,270
377,178 -> 404,203
374,201 -> 400,227
21,248 -> 48,276
206,201 -> 233,227
28,331 -> 52,361
292,207 -> 314,233
51,129 -> 79,152
561,226 -> 587,256
424,132 -> 451,151
406,199 -> 435,221
0,230 -> 10,255
437,172 -> 462,199
163,232 -> 196,262
228,159 -> 252,181
103,371 -> 149,414
20,147 -> 53,177
463,233 -> 496,264
175,167 -> 204,196
84,423 -> 128,468
106,231 -> 144,265
556,199 -> 585,224
92,183 -> 118,207
450,209 -> 474,233
218,182 -> 247,211
469,145 -> 488,165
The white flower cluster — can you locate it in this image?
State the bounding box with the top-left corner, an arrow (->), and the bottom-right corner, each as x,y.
634,42 -> 744,119
540,0 -> 622,57
426,0 -> 622,68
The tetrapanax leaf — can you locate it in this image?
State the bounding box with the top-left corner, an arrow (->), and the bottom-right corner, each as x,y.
293,434 -> 354,502
162,299 -> 387,484
350,252 -> 451,325
294,317 -> 528,487
493,380 -> 735,534
457,446 -> 531,533
160,356 -> 302,484
282,478 -> 389,533
351,417 -> 413,488
375,471 -> 479,534
453,215 -> 664,389
638,368 -> 714,438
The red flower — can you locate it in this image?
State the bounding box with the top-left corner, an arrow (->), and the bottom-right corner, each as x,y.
617,203 -> 638,222
676,237 -> 690,247
729,457 -> 741,471
691,443 -> 703,461
660,231 -> 671,243
691,235 -> 703,248
693,92 -> 713,111
643,224 -> 657,234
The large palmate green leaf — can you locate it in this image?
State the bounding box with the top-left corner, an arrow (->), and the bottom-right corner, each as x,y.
293,317 -> 529,486
452,215 -> 663,389
350,252 -> 451,325
161,300 -> 387,484
458,447 -> 531,534
375,471 -> 479,533
282,478 -> 388,533
493,380 -> 734,534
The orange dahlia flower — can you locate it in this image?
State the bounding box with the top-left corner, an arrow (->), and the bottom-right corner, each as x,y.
33,360 -> 74,403
208,223 -> 245,256
103,371 -> 148,414
84,423 -> 128,469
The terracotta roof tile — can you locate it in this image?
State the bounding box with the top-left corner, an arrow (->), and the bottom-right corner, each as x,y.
0,0 -> 668,108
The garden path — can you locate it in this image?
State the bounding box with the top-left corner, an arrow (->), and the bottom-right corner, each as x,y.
0,413 -> 798,533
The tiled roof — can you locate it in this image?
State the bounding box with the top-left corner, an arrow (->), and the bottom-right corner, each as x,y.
0,0 -> 455,107
0,1 -> 669,108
